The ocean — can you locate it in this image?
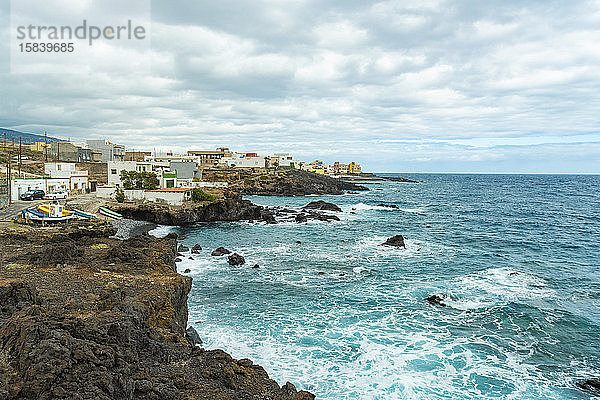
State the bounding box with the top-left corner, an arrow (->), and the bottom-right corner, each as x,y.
158,174 -> 600,399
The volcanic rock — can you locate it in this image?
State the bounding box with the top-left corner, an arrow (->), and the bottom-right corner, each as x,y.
382,235 -> 406,248
178,244 -> 189,252
211,247 -> 231,256
303,200 -> 342,212
426,294 -> 448,307
191,244 -> 202,253
295,213 -> 308,223
185,326 -> 203,346
228,253 -> 246,266
577,379 -> 600,395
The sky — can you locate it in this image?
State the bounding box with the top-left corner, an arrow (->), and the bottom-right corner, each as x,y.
0,0 -> 599,173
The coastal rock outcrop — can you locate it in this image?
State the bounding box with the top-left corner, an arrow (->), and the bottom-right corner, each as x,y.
237,169 -> 368,196
228,253 -> 246,266
111,198 -> 275,226
0,222 -> 314,400
577,379 -> 600,395
426,294 -> 449,307
295,213 -> 308,223
382,235 -> 406,248
378,203 -> 399,209
212,247 -> 232,256
191,243 -> 203,253
303,200 -> 342,212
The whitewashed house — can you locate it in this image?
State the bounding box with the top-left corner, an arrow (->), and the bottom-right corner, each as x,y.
44,162 -> 89,193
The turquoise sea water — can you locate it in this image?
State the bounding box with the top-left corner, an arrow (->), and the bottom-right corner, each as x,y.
164,174 -> 600,399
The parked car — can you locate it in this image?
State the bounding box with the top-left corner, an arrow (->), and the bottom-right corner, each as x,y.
45,191 -> 68,200
19,190 -> 45,201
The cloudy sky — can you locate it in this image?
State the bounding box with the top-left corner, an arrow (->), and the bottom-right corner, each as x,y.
1,0 -> 599,173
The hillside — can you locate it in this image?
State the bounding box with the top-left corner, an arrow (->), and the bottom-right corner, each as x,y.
0,128 -> 62,145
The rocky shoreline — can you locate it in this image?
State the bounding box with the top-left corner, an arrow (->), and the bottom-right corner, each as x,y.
110,198 -> 277,226
0,222 -> 314,400
233,169 -> 369,196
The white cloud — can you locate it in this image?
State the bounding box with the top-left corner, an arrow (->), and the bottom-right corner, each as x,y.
0,0 -> 598,172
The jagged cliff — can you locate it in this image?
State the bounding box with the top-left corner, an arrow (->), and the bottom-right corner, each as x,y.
110,198 -> 276,226
233,170 -> 368,196
0,222 -> 314,400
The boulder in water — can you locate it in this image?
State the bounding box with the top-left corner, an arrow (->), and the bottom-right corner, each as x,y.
211,247 -> 231,256
174,257 -> 182,263
227,253 -> 245,266
426,294 -> 448,307
378,203 -> 399,209
252,264 -> 260,269
183,268 -> 191,273
577,379 -> 600,395
177,245 -> 189,252
295,214 -> 308,223
302,200 -> 342,212
381,235 -> 405,248
191,244 -> 202,254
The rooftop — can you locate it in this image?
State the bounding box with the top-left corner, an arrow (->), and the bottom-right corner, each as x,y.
147,188 -> 191,192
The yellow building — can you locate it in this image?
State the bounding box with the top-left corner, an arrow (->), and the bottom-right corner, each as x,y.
25,141 -> 50,152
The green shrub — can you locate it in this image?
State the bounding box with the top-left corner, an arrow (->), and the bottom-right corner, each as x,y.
191,188 -> 217,202
115,187 -> 125,203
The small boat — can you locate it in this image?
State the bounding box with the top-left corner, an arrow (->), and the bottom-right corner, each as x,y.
98,206 -> 122,220
23,203 -> 74,223
37,203 -> 71,217
72,209 -> 97,219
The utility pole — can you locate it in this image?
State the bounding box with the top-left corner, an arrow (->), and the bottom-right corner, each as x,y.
57,142 -> 60,162
44,131 -> 48,162
18,136 -> 22,178
7,151 -> 11,204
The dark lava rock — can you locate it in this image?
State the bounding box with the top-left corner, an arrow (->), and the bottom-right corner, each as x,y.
183,268 -> 191,273
295,213 -> 308,223
577,379 -> 600,395
111,198 -> 274,226
185,326 -> 203,346
0,223 -> 314,400
378,203 -> 399,209
318,271 -> 325,275
307,212 -> 340,222
178,245 -> 189,252
175,257 -> 182,262
228,253 -> 246,266
253,264 -> 260,269
239,169 -> 368,196
211,247 -> 231,256
296,241 -> 301,244
381,235 -> 406,248
426,294 -> 448,307
191,244 -> 202,253
188,257 -> 194,260
303,200 -> 342,212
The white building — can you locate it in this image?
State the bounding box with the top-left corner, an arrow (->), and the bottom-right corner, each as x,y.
86,139 -> 125,162
107,161 -> 154,187
272,153 -> 297,168
44,162 -> 89,193
10,177 -> 71,201
220,152 -> 266,168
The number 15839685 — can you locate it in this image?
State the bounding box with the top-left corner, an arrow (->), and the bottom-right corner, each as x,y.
19,43 -> 74,52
